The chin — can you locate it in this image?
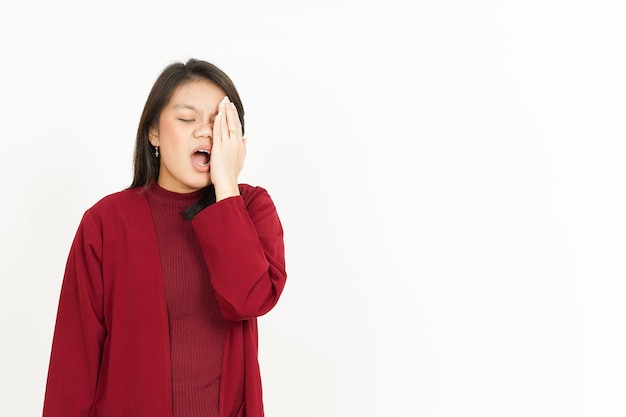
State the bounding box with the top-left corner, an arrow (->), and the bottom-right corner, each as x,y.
186,177 -> 212,191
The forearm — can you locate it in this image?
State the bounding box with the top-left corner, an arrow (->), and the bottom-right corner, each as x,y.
192,190 -> 286,320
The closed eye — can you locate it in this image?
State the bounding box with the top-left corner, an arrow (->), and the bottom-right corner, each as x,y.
178,118 -> 194,123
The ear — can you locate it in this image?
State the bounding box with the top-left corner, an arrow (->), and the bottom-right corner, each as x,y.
148,126 -> 159,147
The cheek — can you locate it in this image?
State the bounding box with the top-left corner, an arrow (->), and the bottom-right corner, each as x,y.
159,124 -> 188,149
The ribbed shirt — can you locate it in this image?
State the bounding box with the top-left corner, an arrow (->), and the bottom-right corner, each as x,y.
145,183 -> 226,417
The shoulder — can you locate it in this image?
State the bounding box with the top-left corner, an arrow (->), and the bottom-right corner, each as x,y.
236,184 -> 283,224
238,183 -> 276,208
85,187 -> 147,220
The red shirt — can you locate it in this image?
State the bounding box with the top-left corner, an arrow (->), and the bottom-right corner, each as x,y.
43,184 -> 287,417
145,183 -> 226,417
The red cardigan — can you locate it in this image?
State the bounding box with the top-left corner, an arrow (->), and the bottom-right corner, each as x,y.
43,184 -> 287,417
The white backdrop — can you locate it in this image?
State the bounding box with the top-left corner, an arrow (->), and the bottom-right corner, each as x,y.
1,1 -> 625,416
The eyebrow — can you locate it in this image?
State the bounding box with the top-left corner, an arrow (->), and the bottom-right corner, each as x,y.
172,103 -> 198,111
171,103 -> 217,120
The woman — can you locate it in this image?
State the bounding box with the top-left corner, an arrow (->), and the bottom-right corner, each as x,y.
43,59 -> 287,417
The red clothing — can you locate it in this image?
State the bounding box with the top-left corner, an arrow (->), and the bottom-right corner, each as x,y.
43,184 -> 287,417
145,184 -> 226,417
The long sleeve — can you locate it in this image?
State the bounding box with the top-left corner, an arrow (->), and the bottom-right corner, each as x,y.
192,186 -> 287,321
43,211 -> 106,417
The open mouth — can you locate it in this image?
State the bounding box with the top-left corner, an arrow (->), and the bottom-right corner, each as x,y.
192,149 -> 210,167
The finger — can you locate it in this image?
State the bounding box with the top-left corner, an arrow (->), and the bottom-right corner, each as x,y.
213,110 -> 223,147
225,101 -> 242,137
219,97 -> 231,140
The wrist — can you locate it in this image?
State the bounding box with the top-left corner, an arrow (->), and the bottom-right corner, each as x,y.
214,183 -> 240,202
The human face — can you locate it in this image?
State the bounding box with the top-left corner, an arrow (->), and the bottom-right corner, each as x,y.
149,79 -> 226,193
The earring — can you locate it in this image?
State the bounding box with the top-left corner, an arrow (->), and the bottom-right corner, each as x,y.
155,146 -> 159,157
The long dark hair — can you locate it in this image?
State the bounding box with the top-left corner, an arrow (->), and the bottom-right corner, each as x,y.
130,58 -> 245,219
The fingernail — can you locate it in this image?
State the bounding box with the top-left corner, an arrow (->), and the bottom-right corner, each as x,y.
222,96 -> 229,103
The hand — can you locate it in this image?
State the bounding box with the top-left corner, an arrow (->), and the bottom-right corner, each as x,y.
210,96 -> 247,201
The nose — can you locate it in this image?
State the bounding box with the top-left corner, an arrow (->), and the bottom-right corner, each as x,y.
194,121 -> 213,139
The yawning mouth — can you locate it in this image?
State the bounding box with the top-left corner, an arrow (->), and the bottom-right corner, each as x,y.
192,149 -> 210,167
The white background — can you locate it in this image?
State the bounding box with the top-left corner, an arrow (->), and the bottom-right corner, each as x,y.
1,1 -> 625,416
